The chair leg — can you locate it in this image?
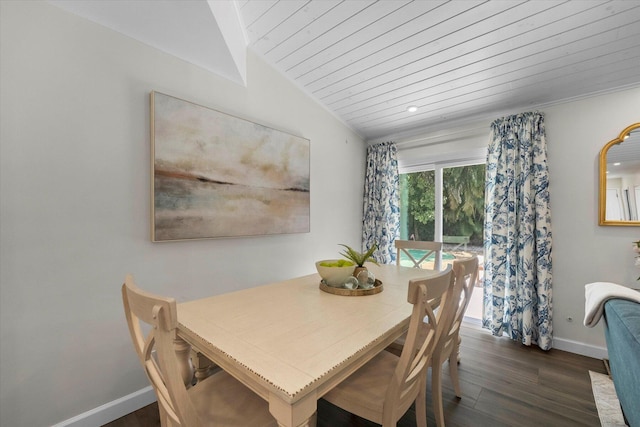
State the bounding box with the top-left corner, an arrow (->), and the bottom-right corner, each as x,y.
450,336 -> 462,398
432,358 -> 445,427
158,404 -> 170,427
416,378 -> 428,427
448,354 -> 462,398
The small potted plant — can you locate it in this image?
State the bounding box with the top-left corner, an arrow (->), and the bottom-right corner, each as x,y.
339,243 -> 379,280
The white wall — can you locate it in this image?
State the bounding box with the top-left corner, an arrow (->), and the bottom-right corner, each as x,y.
0,2 -> 365,426
546,88 -> 640,353
394,86 -> 640,357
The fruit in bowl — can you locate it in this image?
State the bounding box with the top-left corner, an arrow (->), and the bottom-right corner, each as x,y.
315,259 -> 355,287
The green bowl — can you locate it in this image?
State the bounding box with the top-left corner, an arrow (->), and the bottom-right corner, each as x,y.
315,260 -> 355,287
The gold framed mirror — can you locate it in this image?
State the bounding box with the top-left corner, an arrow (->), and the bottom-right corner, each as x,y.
599,122 -> 640,226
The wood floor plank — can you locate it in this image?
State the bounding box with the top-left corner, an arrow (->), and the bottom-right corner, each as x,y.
104,323 -> 606,427
473,388 -> 599,427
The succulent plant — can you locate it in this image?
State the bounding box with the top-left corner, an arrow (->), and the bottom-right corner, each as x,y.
339,243 -> 379,267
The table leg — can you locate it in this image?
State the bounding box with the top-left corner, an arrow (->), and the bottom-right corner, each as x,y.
269,392 -> 317,427
191,349 -> 216,383
173,337 -> 194,387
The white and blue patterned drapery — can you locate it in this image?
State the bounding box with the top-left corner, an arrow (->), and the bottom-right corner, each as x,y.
483,112 -> 553,350
362,142 -> 400,264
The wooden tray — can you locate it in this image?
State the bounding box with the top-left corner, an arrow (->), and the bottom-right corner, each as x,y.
319,279 -> 383,296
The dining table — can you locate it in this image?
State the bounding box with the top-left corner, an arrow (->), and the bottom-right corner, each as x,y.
176,263 -> 438,427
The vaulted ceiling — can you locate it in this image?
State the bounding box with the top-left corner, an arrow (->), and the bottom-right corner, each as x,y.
239,0 -> 640,141
50,0 -> 640,141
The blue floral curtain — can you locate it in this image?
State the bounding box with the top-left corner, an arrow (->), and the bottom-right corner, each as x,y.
483,112 -> 553,350
362,142 -> 400,264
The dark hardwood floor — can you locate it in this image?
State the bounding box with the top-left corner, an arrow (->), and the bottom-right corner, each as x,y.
104,323 -> 606,426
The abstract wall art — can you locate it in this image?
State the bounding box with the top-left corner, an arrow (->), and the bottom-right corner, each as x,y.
151,92 -> 310,241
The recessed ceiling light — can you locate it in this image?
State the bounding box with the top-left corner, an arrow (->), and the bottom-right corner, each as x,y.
614,162 -> 621,166
406,105 -> 418,113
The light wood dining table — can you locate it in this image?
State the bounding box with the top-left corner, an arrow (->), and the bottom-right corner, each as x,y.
176,263 -> 437,427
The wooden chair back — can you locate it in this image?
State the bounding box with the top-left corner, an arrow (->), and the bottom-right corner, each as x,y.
452,256 -> 479,325
383,266 -> 456,425
428,256 -> 479,427
437,256 -> 479,360
395,239 -> 443,270
122,275 -> 200,427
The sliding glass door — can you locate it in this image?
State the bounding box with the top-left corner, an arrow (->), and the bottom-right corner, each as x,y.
399,161 -> 485,318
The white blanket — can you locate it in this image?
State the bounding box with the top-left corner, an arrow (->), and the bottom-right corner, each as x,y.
584,282 -> 640,327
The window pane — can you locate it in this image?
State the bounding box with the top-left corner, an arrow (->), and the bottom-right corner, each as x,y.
399,170 -> 435,241
442,164 -> 485,254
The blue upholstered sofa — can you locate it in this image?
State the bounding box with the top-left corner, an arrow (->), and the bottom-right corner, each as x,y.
603,299 -> 640,427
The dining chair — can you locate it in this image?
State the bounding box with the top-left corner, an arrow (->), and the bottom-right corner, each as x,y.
389,239 -> 446,359
321,266 -> 457,427
121,274 -> 277,427
431,256 -> 479,427
395,239 -> 443,271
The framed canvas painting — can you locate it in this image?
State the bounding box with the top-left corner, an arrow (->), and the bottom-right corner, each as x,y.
151,92 -> 310,241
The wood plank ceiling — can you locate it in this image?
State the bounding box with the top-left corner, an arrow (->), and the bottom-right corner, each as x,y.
238,0 -> 640,141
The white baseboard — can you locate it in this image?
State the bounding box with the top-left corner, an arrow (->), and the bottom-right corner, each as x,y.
462,319 -> 608,360
53,386 -> 156,427
462,316 -> 482,326
553,337 -> 608,360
